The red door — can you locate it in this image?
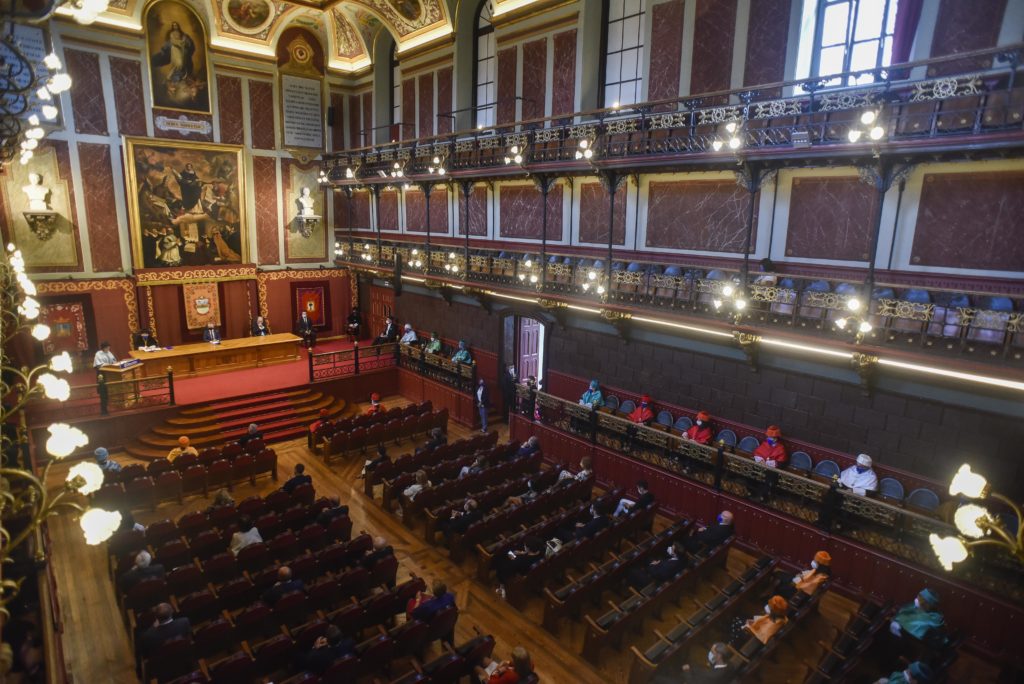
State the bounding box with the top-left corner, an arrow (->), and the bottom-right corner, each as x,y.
518,317 -> 541,381
369,285 -> 395,339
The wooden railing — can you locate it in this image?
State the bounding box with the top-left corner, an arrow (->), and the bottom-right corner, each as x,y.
28,370 -> 175,422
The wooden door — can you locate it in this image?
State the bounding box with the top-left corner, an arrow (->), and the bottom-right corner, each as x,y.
369,285 -> 395,339
517,317 -> 541,381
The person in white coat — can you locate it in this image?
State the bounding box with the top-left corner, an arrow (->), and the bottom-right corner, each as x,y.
838,453 -> 878,496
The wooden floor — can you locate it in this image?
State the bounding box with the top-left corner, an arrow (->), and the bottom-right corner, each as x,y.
44,394 -> 998,684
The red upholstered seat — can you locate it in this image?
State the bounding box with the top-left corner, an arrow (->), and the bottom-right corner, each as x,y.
236,542 -> 270,573
145,519 -> 178,547
206,459 -> 232,491
154,539 -> 191,569
125,476 -> 156,510
207,504 -> 237,530
214,576 -> 256,612
155,471 -> 184,504
192,617 -> 236,661
178,588 -> 219,624
181,465 -> 207,496
176,511 -> 209,541
166,564 -> 204,596
237,495 -> 266,519
207,650 -> 257,684
201,552 -> 238,585
252,633 -> 295,676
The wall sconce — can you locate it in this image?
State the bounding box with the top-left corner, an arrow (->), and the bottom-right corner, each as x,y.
833,295 -> 873,342
930,464 -> 1023,570
711,120 -> 743,153
427,153 -> 447,176
847,108 -> 886,144
504,144 -> 526,166
574,138 -> 595,160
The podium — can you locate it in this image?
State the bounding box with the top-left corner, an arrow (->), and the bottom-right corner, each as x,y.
98,364 -> 141,410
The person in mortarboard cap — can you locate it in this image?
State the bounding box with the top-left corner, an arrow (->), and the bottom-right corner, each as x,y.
753,425 -> 788,466
628,394 -> 655,424
167,435 -> 198,462
365,392 -> 383,416
684,410 -> 714,444
579,379 -> 604,409
891,588 -> 946,643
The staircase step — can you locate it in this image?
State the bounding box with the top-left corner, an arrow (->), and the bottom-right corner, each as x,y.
156,397 -> 329,437
178,389 -> 310,416
168,392 -> 322,426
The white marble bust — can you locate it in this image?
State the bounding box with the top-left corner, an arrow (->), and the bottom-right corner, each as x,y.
22,173 -> 51,212
298,186 -> 316,217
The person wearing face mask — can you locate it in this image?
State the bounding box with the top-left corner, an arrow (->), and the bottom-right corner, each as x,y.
890,588 -> 946,646
557,502 -> 610,542
838,453 -> 878,496
873,660 -> 933,684
579,379 -> 605,409
440,497 -> 482,540
614,479 -> 655,517
682,510 -> 734,555
671,642 -> 731,684
753,425 -> 787,466
626,541 -> 687,589
772,551 -> 832,600
628,395 -> 655,424
683,411 -> 714,445
732,595 -> 788,645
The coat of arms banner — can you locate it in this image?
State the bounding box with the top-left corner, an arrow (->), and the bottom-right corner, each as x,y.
182,281 -> 220,329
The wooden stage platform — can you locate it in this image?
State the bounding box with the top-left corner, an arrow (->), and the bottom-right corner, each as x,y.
129,333 -> 301,377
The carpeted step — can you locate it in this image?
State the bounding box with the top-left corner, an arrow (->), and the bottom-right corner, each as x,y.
155,395 -> 329,437
178,388 -> 310,416
167,392 -> 322,426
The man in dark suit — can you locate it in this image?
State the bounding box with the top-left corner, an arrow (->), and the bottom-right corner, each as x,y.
300,625 -> 355,674
494,535 -> 545,599
663,642 -> 732,684
139,603 -> 191,658
439,498 -> 482,540
372,315 -> 398,347
316,496 -> 349,526
118,550 -> 165,593
559,504 -> 610,542
346,308 -> 361,341
282,463 -> 312,493
132,328 -> 159,349
627,541 -> 687,589
475,379 -> 490,434
410,580 -> 456,623
682,510 -> 734,556
296,311 -> 316,349
251,315 -> 271,336
202,321 -> 221,343
262,566 -> 305,607
511,436 -> 540,461
239,423 -> 263,447
360,536 -> 394,568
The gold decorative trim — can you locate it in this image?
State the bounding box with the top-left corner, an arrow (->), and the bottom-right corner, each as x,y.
36,278 -> 139,349
134,265 -> 259,285
144,285 -> 157,340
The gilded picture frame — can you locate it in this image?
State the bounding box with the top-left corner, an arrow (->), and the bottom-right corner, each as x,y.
123,136 -> 247,270
144,0 -> 212,114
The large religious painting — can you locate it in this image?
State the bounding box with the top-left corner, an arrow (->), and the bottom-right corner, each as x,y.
145,0 -> 211,114
124,137 -> 246,269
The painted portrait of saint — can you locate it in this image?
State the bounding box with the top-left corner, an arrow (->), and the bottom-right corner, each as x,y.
145,0 -> 210,113
387,0 -> 422,22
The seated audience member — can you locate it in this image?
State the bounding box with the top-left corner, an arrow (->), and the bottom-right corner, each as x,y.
475,646 -> 534,684
838,453 -> 879,496
403,470 -> 431,502
230,516 -> 263,556
451,340 -> 473,364
316,497 -> 349,526
139,603 -> 191,658
505,477 -> 548,507
558,456 -> 593,483
579,379 -> 605,409
409,579 -> 456,623
614,480 -> 655,517
133,328 -> 159,349
559,502 -> 610,542
773,551 -> 832,600
166,436 -> 198,463
301,625 -> 355,675
459,455 -> 488,479
627,541 -> 687,589
874,661 -> 933,684
118,550 -> 165,592
94,446 -> 122,473
683,411 -> 714,445
365,393 -> 383,416
282,463 -> 312,493
251,315 -> 271,336
239,423 -> 263,446
494,536 -> 545,599
753,257 -> 777,286
441,498 -> 482,540
890,588 -> 946,646
372,315 -> 398,347
203,321 -> 221,343
359,444 -> 390,479
753,425 -> 787,466
682,510 -> 734,555
308,409 -> 331,449
361,536 -> 394,567
399,323 -> 418,344
424,331 -> 443,354
423,427 -> 448,451
629,395 -> 655,424
733,595 -> 788,645
346,308 -> 361,340
512,436 -> 540,460
207,488 -> 235,512
262,566 -> 305,606
118,508 -> 146,533
674,642 -> 731,684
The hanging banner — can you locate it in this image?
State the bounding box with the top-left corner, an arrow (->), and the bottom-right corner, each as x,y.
40,302 -> 88,355
294,283 -> 328,328
182,281 -> 221,329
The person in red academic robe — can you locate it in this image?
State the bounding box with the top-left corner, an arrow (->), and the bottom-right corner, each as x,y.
628,395 -> 655,424
685,411 -> 714,444
365,392 -> 383,416
753,425 -> 787,467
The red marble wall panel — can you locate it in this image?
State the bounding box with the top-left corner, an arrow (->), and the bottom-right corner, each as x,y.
521,39 -> 547,121
335,190 -> 372,229
911,171 -> 1024,271
361,92 -> 373,146
785,177 -> 875,261
645,180 -> 755,252
418,72 -> 435,138
379,189 -> 400,231
405,188 -> 427,231
648,0 -> 684,103
77,143 -> 122,272
690,0 -> 737,98
744,0 -> 791,88
551,30 -> 577,118
348,94 -> 361,149
217,75 -> 244,145
430,187 -> 449,233
497,47 -> 518,125
457,185 -> 488,236
151,108 -> 214,142
249,80 -> 276,149
402,78 -> 416,140
64,49 -> 107,135
330,92 -> 345,150
578,182 -> 626,245
929,0 -> 1007,75
499,185 -> 563,240
437,67 -> 453,134
252,156 -> 280,265
108,57 -> 146,136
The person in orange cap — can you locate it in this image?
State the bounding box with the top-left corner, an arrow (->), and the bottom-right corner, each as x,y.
365,393 -> 383,416
167,435 -> 198,462
628,395 -> 654,424
683,411 -> 714,444
772,550 -> 833,600
753,425 -> 787,467
734,595 -> 789,645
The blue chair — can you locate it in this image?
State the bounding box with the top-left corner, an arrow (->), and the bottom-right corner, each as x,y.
813,460 -> 840,480
878,477 -> 905,502
737,436 -> 760,453
929,292 -> 971,339
967,296 -> 1013,344
716,429 -> 737,447
627,262 -> 644,272
604,395 -> 620,412
789,451 -> 812,472
673,416 -> 693,433
903,289 -> 931,303
664,265 -> 683,277
706,269 -> 730,281
656,411 -> 674,429
906,488 -> 940,512
618,400 -> 636,416
799,280 -> 832,323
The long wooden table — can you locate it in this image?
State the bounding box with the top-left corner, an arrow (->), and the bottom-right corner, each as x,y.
129,333 -> 302,377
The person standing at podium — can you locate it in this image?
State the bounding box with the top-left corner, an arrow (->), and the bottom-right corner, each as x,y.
93,341 -> 117,369
251,315 -> 271,337
203,321 -> 222,344
296,311 -> 316,349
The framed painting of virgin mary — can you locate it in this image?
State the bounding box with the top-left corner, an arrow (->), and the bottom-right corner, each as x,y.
145,0 -> 211,114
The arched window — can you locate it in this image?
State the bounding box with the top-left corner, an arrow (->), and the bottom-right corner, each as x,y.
473,1 -> 496,128
390,45 -> 403,134
601,0 -> 646,108
796,0 -> 900,86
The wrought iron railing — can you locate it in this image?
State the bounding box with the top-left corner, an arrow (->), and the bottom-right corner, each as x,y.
396,342 -> 477,394
27,370 -> 175,421
308,343 -> 397,382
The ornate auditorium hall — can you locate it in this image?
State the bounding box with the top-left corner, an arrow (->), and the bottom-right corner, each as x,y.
2,1 -> 1023,683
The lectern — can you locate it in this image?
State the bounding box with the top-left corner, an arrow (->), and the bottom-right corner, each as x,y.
97,364 -> 141,411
